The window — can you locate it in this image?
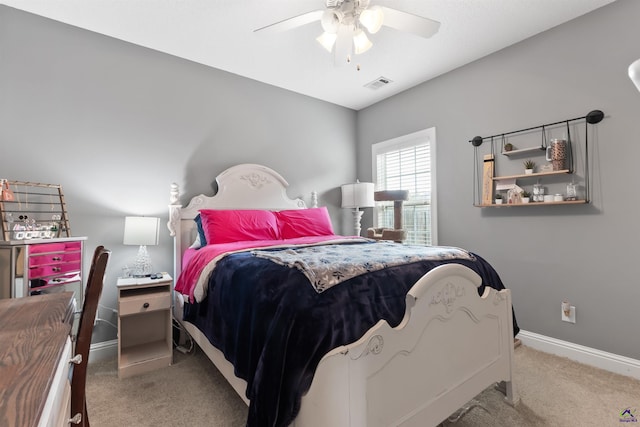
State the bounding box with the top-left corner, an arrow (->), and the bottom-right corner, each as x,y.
372,128 -> 437,245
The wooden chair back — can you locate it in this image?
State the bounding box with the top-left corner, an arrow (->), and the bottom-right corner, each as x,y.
71,245 -> 110,427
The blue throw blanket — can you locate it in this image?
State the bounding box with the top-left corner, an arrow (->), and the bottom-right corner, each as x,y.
182,242 -> 518,427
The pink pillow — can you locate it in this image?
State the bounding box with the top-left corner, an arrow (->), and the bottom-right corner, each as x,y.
199,209 -> 280,244
276,207 -> 334,239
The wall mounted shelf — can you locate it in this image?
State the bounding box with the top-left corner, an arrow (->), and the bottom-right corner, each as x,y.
470,109 -> 604,207
475,200 -> 587,208
501,146 -> 545,157
493,170 -> 570,181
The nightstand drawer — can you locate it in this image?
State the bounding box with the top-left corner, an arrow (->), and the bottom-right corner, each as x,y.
119,290 -> 170,316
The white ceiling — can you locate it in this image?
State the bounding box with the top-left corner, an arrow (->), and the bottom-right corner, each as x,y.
4,0 -> 617,110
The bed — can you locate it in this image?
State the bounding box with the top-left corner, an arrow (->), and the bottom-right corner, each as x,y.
167,163 -> 519,427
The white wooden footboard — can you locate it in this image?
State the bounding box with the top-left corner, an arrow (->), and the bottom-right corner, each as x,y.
293,263 -> 518,427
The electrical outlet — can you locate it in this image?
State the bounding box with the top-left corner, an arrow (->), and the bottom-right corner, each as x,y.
561,304 -> 576,323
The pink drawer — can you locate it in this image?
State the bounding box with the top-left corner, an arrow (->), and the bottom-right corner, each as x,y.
29,241 -> 82,254
63,241 -> 82,251
29,251 -> 81,268
29,243 -> 67,254
29,261 -> 81,279
31,272 -> 82,289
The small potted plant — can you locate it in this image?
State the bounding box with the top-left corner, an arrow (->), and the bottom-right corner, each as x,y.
521,190 -> 531,203
523,159 -> 536,174
503,142 -> 514,152
495,193 -> 503,205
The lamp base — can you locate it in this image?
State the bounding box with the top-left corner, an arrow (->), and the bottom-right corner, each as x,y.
351,209 -> 364,237
132,245 -> 153,277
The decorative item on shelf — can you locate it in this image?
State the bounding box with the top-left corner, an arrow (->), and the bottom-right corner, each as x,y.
539,164 -> 553,173
341,180 -> 374,236
494,194 -> 503,205
503,142 -> 514,152
546,138 -> 567,171
507,185 -> 523,204
533,183 -> 544,202
521,191 -> 531,204
123,216 -> 160,277
482,154 -> 495,206
566,181 -> 578,201
523,159 -> 536,174
554,194 -> 564,202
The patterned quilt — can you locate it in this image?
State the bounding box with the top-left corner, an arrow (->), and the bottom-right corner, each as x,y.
253,242 -> 476,293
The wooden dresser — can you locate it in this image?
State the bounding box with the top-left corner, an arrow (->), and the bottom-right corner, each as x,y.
0,292 -> 78,427
0,237 -> 86,302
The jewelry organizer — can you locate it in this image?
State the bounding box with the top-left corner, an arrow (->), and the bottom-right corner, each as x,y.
0,180 -> 72,241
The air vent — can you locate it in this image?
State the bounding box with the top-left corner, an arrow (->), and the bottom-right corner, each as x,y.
364,76 -> 394,90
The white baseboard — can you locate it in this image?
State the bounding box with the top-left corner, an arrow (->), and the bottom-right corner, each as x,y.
518,330 -> 640,380
86,332 -> 640,381
88,339 -> 117,364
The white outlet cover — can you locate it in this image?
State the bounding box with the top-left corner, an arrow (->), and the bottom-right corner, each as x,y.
561,305 -> 576,323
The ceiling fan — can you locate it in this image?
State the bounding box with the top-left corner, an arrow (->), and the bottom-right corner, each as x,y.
254,0 -> 440,63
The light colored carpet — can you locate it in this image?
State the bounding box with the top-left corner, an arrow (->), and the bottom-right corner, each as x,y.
86,344 -> 640,426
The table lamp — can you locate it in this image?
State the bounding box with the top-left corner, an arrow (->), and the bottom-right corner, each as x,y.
341,180 -> 374,236
123,216 -> 160,277
629,58 -> 640,92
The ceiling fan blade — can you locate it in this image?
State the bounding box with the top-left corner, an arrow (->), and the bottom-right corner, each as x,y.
254,10 -> 324,34
379,6 -> 440,39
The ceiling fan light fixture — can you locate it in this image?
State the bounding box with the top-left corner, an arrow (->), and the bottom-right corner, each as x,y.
359,5 -> 384,34
317,32 -> 338,52
352,29 -> 372,54
321,9 -> 341,33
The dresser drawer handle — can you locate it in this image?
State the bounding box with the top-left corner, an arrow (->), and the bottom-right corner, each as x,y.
69,354 -> 82,365
52,267 -> 61,272
52,256 -> 62,261
69,413 -> 82,424
143,302 -> 150,309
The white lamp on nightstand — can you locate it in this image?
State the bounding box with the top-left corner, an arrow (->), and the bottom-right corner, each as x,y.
341,180 -> 375,236
123,216 -> 160,277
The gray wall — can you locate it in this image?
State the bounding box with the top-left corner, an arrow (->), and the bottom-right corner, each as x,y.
357,0 -> 640,359
2,1 -> 638,360
0,6 -> 357,342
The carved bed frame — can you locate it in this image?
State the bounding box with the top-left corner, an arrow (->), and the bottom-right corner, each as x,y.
167,163 -> 519,427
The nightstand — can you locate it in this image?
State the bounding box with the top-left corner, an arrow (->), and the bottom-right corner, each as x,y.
117,274 -> 172,379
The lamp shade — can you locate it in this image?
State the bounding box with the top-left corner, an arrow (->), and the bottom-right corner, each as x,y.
359,6 -> 384,34
629,58 -> 640,92
341,181 -> 375,209
316,31 -> 337,52
352,29 -> 373,55
123,216 -> 160,246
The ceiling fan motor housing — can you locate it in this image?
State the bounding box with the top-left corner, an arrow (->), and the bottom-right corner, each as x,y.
324,0 -> 371,28
325,0 -> 344,8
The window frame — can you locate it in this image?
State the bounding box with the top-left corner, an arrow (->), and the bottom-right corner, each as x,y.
371,128 -> 438,245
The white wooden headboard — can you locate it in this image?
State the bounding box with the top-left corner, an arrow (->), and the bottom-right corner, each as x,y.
167,163 -> 307,278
